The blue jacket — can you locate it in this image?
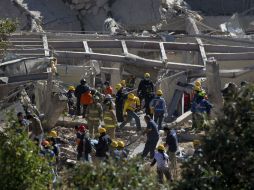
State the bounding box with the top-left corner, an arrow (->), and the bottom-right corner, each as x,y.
191,97 -> 212,114
149,96 -> 167,113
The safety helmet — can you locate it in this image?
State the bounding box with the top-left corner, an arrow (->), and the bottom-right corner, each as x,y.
105,94 -> 112,100
49,130 -> 57,138
193,85 -> 202,92
104,81 -> 110,86
41,140 -> 50,147
144,73 -> 150,78
117,141 -> 125,148
111,140 -> 118,148
157,89 -> 163,96
157,144 -> 165,151
79,125 -> 88,133
120,80 -> 126,86
128,93 -> 135,100
98,127 -> 106,134
198,90 -> 206,97
115,83 -> 122,91
193,140 -> 201,147
80,78 -> 86,84
68,86 -> 75,91
195,80 -> 201,87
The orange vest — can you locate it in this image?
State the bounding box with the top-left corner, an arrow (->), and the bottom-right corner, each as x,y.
104,86 -> 113,95
80,92 -> 93,105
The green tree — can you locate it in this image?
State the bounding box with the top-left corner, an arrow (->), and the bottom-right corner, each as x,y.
0,18 -> 16,58
174,84 -> 254,190
62,158 -> 169,190
0,112 -> 52,190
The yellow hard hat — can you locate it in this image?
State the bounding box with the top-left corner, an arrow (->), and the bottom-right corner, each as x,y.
193,85 -> 201,92
128,93 -> 135,99
157,89 -> 163,96
98,127 -> 106,133
68,86 -> 75,91
195,80 -> 201,87
157,144 -> 165,151
117,141 -> 125,148
120,80 -> 126,86
193,140 -> 201,147
115,83 -> 122,91
144,73 -> 150,78
111,140 -> 118,148
49,130 -> 57,138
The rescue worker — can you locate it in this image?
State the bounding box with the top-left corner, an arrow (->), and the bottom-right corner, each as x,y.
76,125 -> 92,162
150,144 -> 172,183
95,127 -> 112,161
91,88 -> 103,102
16,112 -> 29,133
119,93 -> 141,131
74,79 -> 90,115
110,140 -> 119,158
116,140 -> 128,161
27,113 -> 44,146
193,139 -> 203,157
163,126 -> 178,180
120,80 -> 128,93
66,86 -> 76,115
137,73 -> 155,116
86,96 -> 103,137
142,115 -> 159,159
80,90 -> 93,118
48,131 -> 60,163
191,90 -> 212,130
103,81 -> 113,95
126,75 -> 135,90
103,94 -> 117,139
150,89 -> 167,130
115,83 -> 126,122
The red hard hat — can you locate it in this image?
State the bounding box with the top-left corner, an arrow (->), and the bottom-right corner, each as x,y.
79,125 -> 88,133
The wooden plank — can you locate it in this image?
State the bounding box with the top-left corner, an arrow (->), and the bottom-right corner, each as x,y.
42,34 -> 50,57
207,52 -> 254,61
54,50 -> 204,70
121,40 -> 128,54
159,42 -> 167,61
83,41 -> 90,53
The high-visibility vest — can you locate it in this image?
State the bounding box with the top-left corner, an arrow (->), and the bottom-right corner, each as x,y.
80,92 -> 93,105
103,110 -> 116,127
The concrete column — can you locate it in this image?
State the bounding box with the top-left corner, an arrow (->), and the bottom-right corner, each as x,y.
110,63 -> 121,94
205,57 -> 223,115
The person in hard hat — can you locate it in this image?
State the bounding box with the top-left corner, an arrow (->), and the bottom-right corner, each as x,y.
142,115 -> 159,159
126,75 -> 136,90
119,93 -> 141,131
16,112 -> 29,133
193,140 -> 203,157
150,144 -> 172,183
27,113 -> 44,146
149,89 -> 167,130
103,94 -> 117,139
48,131 -> 60,163
103,81 -> 113,95
86,96 -> 103,138
138,73 -> 155,116
40,140 -> 55,161
191,90 -> 212,130
115,83 -> 126,122
75,79 -> 90,116
95,127 -> 112,161
110,140 -> 119,158
66,86 -> 76,115
76,125 -> 92,162
116,140 -> 128,160
163,125 -> 178,180
80,90 -> 93,118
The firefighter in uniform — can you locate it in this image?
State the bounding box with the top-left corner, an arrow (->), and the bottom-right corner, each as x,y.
86,96 -> 103,137
137,73 -> 155,116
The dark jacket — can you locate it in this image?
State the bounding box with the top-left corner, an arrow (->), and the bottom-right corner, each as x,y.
138,79 -> 154,97
95,134 -> 112,157
115,90 -> 126,107
146,120 -> 159,141
74,84 -> 90,99
166,130 -> 178,153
